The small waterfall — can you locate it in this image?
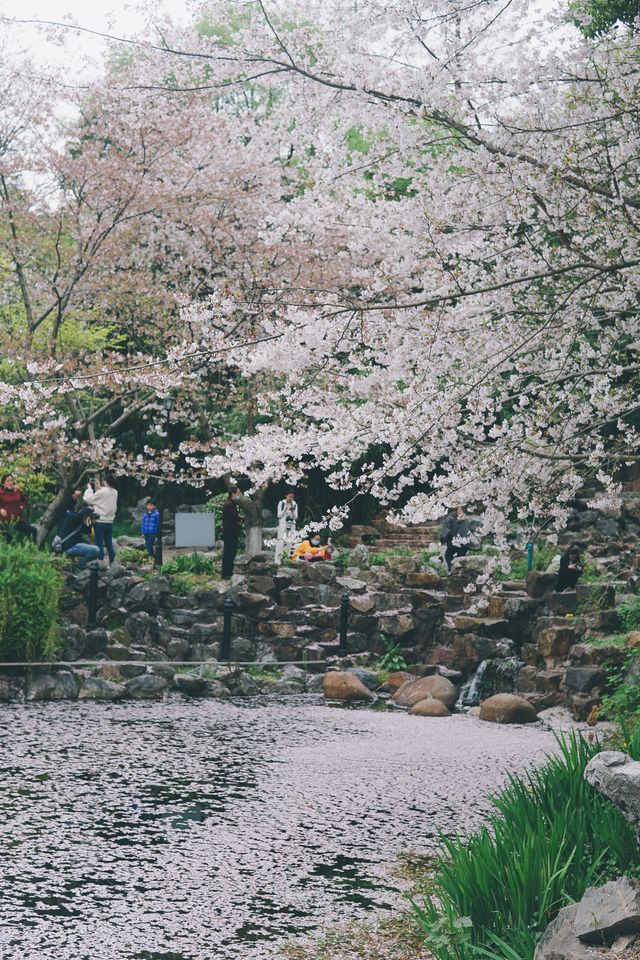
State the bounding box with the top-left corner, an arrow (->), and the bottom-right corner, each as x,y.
457,656 -> 525,708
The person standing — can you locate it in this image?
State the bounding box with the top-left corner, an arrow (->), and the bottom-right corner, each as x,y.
274,491 -> 299,564
141,498 -> 160,562
0,474 -> 37,543
440,506 -> 471,573
84,472 -> 118,564
221,487 -> 242,579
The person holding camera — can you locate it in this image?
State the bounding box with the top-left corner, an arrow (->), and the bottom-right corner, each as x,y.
55,490 -> 100,568
275,491 -> 299,565
83,472 -> 118,564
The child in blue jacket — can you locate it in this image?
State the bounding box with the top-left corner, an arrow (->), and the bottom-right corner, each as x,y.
141,499 -> 160,560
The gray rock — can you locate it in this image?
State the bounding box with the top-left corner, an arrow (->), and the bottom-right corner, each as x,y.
174,673 -> 209,696
204,679 -> 230,698
123,611 -> 158,646
127,578 -> 171,612
282,665 -> 307,686
60,623 -> 86,661
149,663 -> 175,681
0,675 -> 24,702
268,680 -> 300,695
534,903 -> 605,960
585,752 -> 640,838
118,663 -> 147,679
189,643 -> 219,664
84,628 -> 109,656
336,576 -> 368,594
235,673 -> 261,697
574,878 -> 640,944
526,570 -> 558,598
229,637 -> 257,661
347,667 -> 380,691
78,678 -> 126,701
564,667 -> 607,693
125,673 -> 167,699
255,642 -> 278,664
26,671 -> 79,702
306,674 -> 325,693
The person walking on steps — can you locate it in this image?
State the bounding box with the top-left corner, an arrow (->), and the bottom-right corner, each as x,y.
440,506 -> 471,573
84,472 -> 118,564
275,491 -> 298,565
221,487 -> 242,579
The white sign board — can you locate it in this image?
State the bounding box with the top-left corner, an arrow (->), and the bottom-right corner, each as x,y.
174,512 -> 216,548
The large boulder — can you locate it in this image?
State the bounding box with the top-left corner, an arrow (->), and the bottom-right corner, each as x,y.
534,903 -> 604,960
526,570 -> 558,598
79,678 -> 126,701
479,693 -> 537,724
393,675 -> 458,709
535,879 -> 640,960
323,671 -> 374,702
125,673 -> 167,699
409,697 -> 450,717
574,878 -> 640,943
26,671 -> 79,702
585,752 -> 640,838
0,675 -> 24,702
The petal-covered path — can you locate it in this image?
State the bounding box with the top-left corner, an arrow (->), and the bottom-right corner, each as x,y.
0,697 -> 558,959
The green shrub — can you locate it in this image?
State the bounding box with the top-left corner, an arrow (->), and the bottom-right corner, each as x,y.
161,552 -> 216,575
118,546 -> 146,564
496,544 -> 558,582
600,652 -> 640,723
413,732 -> 640,960
619,597 -> 640,632
0,540 -> 61,661
376,636 -> 408,673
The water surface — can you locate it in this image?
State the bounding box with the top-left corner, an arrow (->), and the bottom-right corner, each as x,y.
0,696 -> 557,959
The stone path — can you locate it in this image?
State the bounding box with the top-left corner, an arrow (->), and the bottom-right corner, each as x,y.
0,697 -> 559,959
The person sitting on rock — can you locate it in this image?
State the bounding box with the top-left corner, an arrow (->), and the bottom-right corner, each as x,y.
57,491 -> 100,568
291,534 -> 332,563
556,546 -> 584,592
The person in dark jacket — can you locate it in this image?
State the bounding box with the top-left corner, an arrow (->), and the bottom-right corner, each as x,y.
221,487 -> 242,579
58,492 -> 99,568
141,499 -> 160,561
556,546 -> 584,592
440,506 -> 471,573
0,474 -> 37,543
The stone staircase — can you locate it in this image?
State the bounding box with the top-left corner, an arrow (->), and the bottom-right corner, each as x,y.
349,513 -> 441,553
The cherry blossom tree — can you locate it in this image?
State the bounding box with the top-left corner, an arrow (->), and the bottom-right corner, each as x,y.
3,1 -> 640,568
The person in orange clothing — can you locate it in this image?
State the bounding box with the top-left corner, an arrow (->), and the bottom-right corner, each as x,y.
291,534 -> 332,563
0,474 -> 37,543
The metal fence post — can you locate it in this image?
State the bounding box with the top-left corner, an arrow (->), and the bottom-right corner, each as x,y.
87,565 -> 99,630
220,596 -> 233,661
338,591 -> 349,657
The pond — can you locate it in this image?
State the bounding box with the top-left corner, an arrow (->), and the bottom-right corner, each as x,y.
0,696 -> 557,959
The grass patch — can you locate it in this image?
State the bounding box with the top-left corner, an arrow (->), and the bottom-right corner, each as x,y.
413,731 -> 640,960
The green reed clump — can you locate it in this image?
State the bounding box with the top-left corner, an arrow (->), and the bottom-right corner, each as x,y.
413,731 -> 640,960
0,540 -> 61,661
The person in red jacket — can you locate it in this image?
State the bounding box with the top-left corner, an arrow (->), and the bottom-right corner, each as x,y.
0,474 -> 37,543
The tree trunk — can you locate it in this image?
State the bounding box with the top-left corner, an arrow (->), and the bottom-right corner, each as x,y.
36,482 -> 72,546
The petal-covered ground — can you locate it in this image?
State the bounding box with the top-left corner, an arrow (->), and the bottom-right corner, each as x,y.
0,697 -> 558,959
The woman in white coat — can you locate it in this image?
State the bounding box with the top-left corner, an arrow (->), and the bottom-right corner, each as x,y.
274,491 -> 298,565
84,472 -> 118,563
